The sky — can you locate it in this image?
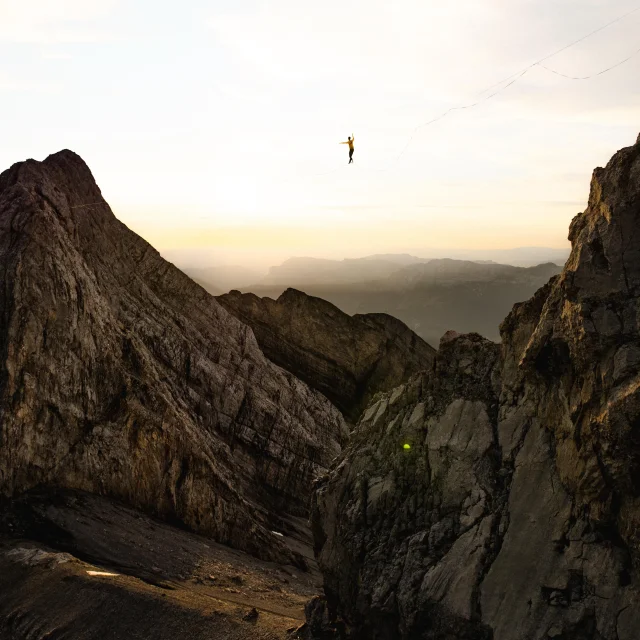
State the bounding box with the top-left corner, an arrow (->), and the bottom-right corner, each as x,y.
1,0 -> 639,271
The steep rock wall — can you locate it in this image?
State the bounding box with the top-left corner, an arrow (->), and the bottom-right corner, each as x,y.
311,137 -> 640,638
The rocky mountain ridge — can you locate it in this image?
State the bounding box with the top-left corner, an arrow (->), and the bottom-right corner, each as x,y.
252,251 -> 569,289
218,288 -> 436,421
259,256 -> 430,287
246,260 -> 563,346
309,136 -> 640,639
0,150 -> 346,566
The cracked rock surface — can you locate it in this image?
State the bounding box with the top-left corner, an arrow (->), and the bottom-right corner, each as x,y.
0,150 -> 347,565
218,288 -> 436,421
311,137 -> 640,638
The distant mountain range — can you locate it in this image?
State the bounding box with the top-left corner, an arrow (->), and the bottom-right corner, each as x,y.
257,255 -> 427,286
416,246 -> 570,266
175,252 -> 566,347
180,264 -> 263,294
175,248 -> 569,293
235,259 -> 563,347
257,249 -> 568,287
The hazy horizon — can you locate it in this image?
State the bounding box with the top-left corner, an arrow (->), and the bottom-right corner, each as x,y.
163,245 -> 571,276
2,0 -> 639,268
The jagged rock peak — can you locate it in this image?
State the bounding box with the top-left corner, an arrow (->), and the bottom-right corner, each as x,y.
217,288 -> 436,421
1,149 -> 101,205
0,150 -> 347,565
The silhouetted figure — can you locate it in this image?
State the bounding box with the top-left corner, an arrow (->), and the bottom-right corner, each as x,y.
340,134 -> 355,164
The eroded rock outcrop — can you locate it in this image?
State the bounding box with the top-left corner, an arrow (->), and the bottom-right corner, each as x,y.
311,136 -> 640,639
0,150 -> 347,565
218,288 -> 436,421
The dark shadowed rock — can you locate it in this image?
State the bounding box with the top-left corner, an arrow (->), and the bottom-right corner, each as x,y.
0,488 -> 321,639
0,150 -> 347,565
242,607 -> 259,622
312,334 -> 501,639
217,288 -> 436,421
311,136 -> 640,639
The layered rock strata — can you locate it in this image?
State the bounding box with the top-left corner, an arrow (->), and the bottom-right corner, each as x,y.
218,288 -> 435,421
0,150 -> 346,565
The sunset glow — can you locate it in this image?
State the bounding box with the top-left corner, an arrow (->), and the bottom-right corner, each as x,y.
1,0 -> 639,268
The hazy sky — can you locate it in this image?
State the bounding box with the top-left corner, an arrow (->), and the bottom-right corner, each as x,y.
1,0 -> 639,269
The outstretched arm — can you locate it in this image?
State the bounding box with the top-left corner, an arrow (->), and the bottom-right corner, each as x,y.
339,141 -> 347,144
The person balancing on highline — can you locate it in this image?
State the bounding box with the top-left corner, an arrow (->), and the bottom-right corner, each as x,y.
340,134 -> 355,164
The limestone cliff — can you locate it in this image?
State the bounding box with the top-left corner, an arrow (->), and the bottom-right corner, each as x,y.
0,150 -> 347,565
217,288 -> 436,421
310,136 -> 640,639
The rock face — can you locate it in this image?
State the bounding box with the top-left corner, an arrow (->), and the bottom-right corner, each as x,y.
311,136 -> 640,639
217,289 -> 436,421
0,488 -> 321,639
0,150 -> 347,565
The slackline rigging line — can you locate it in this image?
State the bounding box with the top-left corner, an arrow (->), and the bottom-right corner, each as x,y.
69,4 -> 640,211
317,3 -> 640,177
537,44 -> 640,80
388,4 -> 640,169
71,202 -> 105,209
476,2 -> 640,96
